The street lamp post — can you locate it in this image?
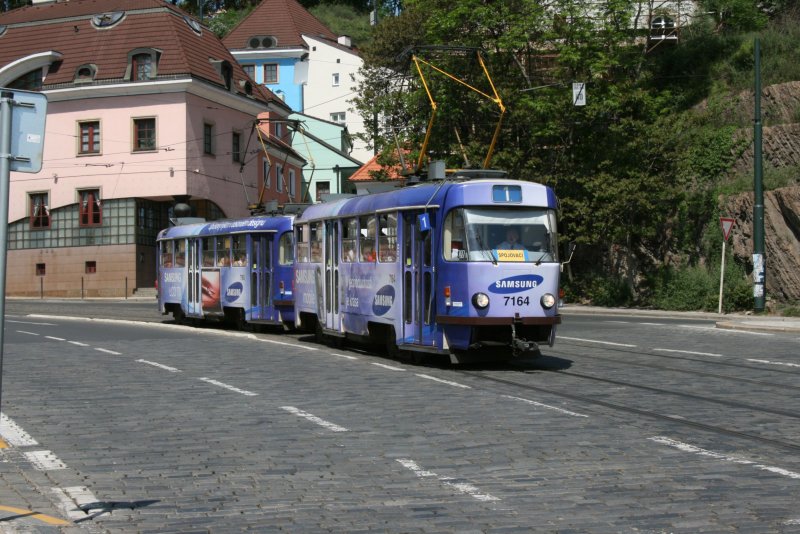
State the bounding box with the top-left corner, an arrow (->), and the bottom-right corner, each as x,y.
753,38 -> 766,312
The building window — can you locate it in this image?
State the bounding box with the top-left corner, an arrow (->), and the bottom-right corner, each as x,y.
203,123 -> 214,155
85,261 -> 97,274
29,193 -> 50,229
276,164 -> 284,193
242,64 -> 255,79
132,53 -> 153,81
263,159 -> 271,189
289,169 -> 296,198
330,112 -> 346,124
264,64 -> 278,84
36,263 -> 46,276
79,121 -> 100,154
9,69 -> 42,91
332,73 -> 340,86
232,132 -> 241,163
316,181 -> 330,202
133,118 -> 156,151
79,189 -> 102,227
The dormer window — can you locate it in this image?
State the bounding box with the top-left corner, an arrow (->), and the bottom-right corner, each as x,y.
247,35 -> 277,49
74,64 -> 97,83
9,69 -> 43,91
0,25 -> 7,38
184,15 -> 202,35
126,48 -> 160,81
209,59 -> 234,91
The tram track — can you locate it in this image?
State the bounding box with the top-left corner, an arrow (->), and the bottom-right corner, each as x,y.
458,369 -> 800,454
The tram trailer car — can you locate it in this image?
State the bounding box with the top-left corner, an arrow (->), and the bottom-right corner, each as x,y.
293,170 -> 563,362
157,216 -> 297,328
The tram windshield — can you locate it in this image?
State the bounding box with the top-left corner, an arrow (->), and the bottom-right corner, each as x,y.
443,207 -> 558,263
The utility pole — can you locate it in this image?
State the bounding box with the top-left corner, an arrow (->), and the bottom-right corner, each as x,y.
753,38 -> 766,312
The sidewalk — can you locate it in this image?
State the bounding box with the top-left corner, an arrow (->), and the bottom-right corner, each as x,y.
560,304 -> 800,334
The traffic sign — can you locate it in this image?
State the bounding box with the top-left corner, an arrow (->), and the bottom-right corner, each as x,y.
3,88 -> 48,173
720,217 -> 735,242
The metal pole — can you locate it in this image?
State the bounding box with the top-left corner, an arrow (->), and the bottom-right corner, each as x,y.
0,90 -> 15,415
718,240 -> 726,314
753,38 -> 766,312
125,276 -> 128,299
81,276 -> 84,299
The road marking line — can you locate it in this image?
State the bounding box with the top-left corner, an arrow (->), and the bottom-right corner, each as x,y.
16,330 -> 40,336
649,436 -> 800,479
0,413 -> 39,446
68,341 -> 89,347
0,504 -> 69,525
95,348 -> 121,355
51,486 -> 102,521
654,348 -> 722,357
558,336 -> 636,347
258,338 -> 319,351
137,359 -> 180,372
199,377 -> 258,396
397,459 -> 499,502
329,352 -> 358,360
281,406 -> 348,432
785,519 -> 800,525
23,450 -> 67,471
605,321 -> 630,324
640,322 -> 665,326
44,336 -> 65,341
416,374 -> 471,389
371,362 -> 405,371
679,325 -> 774,336
7,319 -> 57,325
503,395 -> 589,418
747,358 -> 800,368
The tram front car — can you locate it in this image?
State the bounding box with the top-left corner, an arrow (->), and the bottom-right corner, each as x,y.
436,175 -> 562,359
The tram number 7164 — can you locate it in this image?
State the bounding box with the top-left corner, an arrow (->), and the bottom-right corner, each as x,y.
504,296 -> 530,306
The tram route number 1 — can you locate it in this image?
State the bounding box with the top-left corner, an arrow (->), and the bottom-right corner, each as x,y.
504,296 -> 530,306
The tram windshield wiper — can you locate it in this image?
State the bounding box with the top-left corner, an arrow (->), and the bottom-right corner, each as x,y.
474,230 -> 497,265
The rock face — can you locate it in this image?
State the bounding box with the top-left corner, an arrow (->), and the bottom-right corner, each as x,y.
723,186 -> 800,302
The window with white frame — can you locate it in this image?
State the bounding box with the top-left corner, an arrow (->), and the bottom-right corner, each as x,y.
289,169 -> 296,198
276,164 -> 284,193
330,112 -> 346,124
332,72 -> 340,86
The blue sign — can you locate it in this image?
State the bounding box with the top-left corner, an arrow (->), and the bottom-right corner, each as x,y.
224,282 -> 244,303
488,274 -> 544,294
372,285 -> 395,316
2,88 -> 47,173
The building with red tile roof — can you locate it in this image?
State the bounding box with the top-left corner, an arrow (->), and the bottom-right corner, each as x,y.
0,0 -> 302,296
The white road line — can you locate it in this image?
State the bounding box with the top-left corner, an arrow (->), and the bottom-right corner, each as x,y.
0,413 -> 39,446
649,436 -> 800,480
679,324 -> 774,336
329,352 -> 358,360
371,362 -> 405,371
396,458 -> 499,502
44,336 -> 65,341
199,377 -> 258,396
137,359 -> 181,372
558,336 -> 636,348
785,519 -> 800,525
503,395 -> 589,418
281,406 -> 348,432
94,348 -> 121,355
747,358 -> 800,368
15,330 -> 40,336
605,321 -> 630,324
68,341 -> 89,347
258,338 -> 319,351
23,450 -> 68,471
416,374 -> 471,389
640,322 -> 665,326
52,486 -> 102,520
7,319 -> 56,325
654,348 -> 722,357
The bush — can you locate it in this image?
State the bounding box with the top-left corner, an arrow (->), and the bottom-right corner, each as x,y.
650,258 -> 752,312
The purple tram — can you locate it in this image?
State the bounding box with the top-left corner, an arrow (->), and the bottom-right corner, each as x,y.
293,170 -> 563,362
156,216 -> 297,329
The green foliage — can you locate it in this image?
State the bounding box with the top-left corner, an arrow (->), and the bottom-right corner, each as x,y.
782,306 -> 800,317
309,3 -> 373,47
649,256 -> 752,312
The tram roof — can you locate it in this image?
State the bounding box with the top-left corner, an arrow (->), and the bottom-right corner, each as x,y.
157,215 -> 294,240
296,179 -> 557,223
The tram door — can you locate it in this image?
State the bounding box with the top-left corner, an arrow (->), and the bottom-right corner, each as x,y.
186,238 -> 202,316
250,235 -> 272,320
323,220 -> 340,331
402,211 -> 434,345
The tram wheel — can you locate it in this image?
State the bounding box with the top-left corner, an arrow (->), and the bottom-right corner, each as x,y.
314,318 -> 326,345
173,308 -> 185,325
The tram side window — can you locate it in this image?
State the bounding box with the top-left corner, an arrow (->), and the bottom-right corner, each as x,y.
232,235 -> 247,266
160,241 -> 174,267
279,232 -> 294,265
359,215 -> 376,262
310,222 -> 323,262
443,209 -> 468,261
296,225 -> 309,262
201,238 -> 214,266
378,212 -> 397,262
175,239 -> 186,266
216,236 -> 231,266
342,218 -> 357,263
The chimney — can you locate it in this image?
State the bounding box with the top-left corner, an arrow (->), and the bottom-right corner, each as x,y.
337,35 -> 352,48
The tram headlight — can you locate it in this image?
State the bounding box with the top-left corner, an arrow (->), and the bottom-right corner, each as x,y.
541,293 -> 556,309
472,292 -> 490,309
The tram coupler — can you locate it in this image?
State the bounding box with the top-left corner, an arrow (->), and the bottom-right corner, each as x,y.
511,323 -> 538,357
